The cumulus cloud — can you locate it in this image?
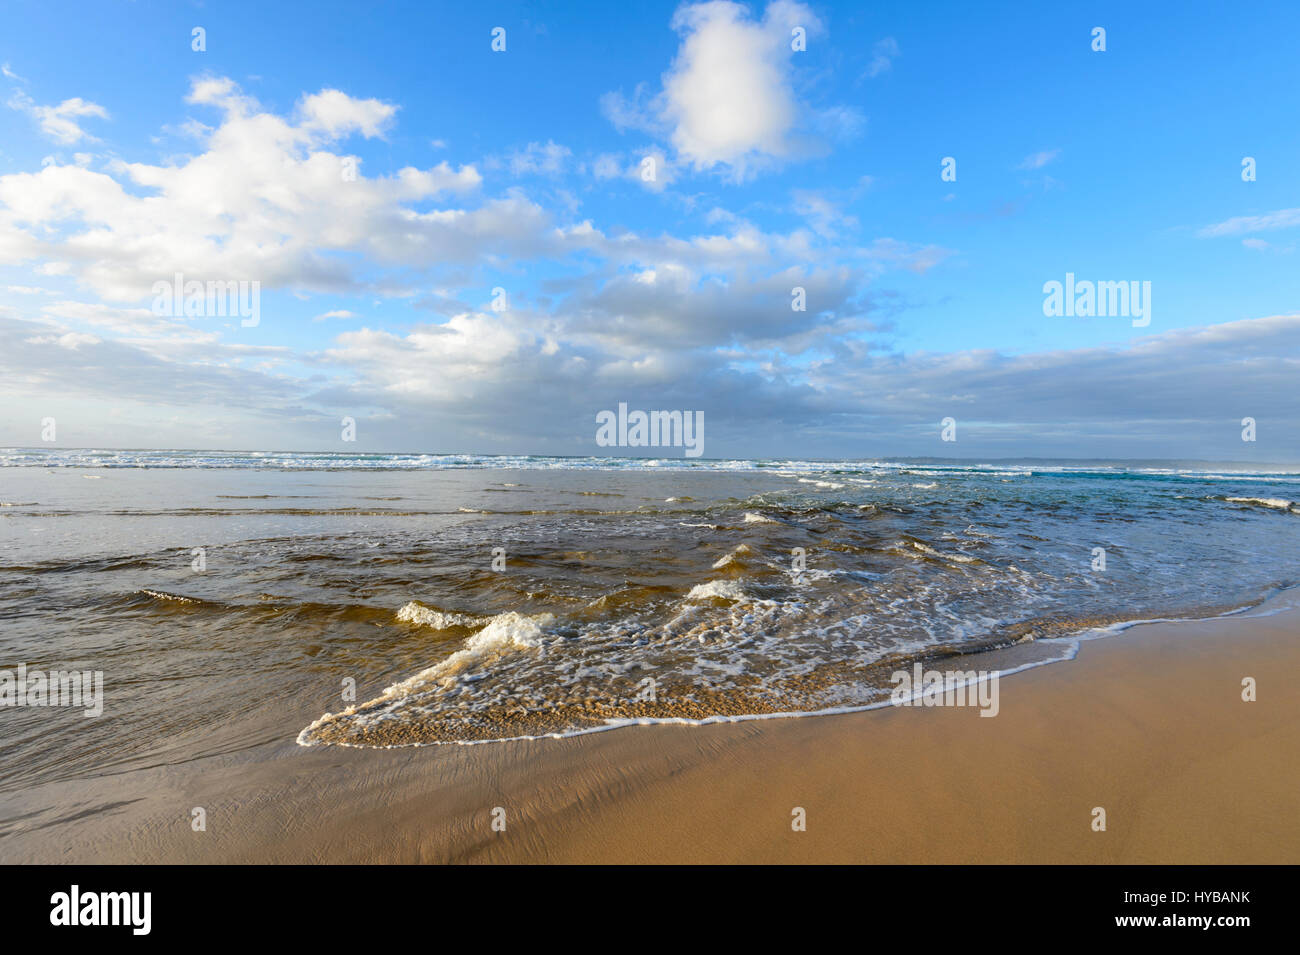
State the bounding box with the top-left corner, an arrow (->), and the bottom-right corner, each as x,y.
602,1 -> 837,180
0,74 -> 921,327
0,73 -> 979,455
296,88 -> 397,138
0,77 -> 486,301
663,1 -> 818,175
324,312 -> 546,402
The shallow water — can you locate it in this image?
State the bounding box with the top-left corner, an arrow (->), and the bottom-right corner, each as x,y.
2,450 -> 1299,783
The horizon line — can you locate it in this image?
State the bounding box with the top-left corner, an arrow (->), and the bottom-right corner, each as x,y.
6,446 -> 1300,469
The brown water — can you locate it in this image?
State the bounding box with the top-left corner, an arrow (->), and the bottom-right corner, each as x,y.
2,453 -> 1299,786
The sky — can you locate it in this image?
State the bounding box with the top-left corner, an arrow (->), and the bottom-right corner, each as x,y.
1,0 -> 1298,461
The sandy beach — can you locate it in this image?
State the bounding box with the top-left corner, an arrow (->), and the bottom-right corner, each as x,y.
3,589 -> 1297,865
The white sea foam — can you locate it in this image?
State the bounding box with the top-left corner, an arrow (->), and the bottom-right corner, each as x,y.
1226,496 -> 1294,511
6,447 -> 1300,482
386,611 -> 552,687
711,544 -> 754,569
901,540 -> 980,563
685,580 -> 749,601
299,610 -> 556,742
302,596 -> 1290,747
395,601 -> 481,629
138,588 -> 201,604
742,511 -> 778,523
296,650 -> 1083,749
797,478 -> 846,489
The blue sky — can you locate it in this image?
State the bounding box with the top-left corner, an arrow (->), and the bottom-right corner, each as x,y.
1,0 -> 1298,459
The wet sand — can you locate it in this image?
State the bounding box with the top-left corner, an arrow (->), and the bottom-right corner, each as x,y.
3,594 -> 1298,864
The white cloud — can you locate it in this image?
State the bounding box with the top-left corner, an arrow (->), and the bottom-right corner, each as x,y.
24,331 -> 100,349
185,75 -> 257,113
325,312 -> 540,401
867,37 -> 900,78
662,1 -> 812,174
1241,237 -> 1292,254
1,76 -> 922,321
6,294 -> 1297,458
0,74 -> 977,456
582,150 -> 679,192
632,148 -> 678,192
8,91 -> 109,144
508,140 -> 572,176
591,153 -> 623,179
1199,207 -> 1300,238
603,1 -> 830,181
296,89 -> 397,138
792,189 -> 858,239
0,77 -> 485,302
599,83 -> 657,134
40,300 -> 217,349
811,104 -> 866,142
1018,149 -> 1060,170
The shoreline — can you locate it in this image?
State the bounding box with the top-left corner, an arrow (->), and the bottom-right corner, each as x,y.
291,590 -> 1281,749
2,589 -> 1298,864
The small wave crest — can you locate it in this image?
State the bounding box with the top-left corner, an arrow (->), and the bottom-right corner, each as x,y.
685,579 -> 749,602
298,609 -> 554,746
137,588 -> 204,604
395,601 -> 482,630
1225,496 -> 1295,512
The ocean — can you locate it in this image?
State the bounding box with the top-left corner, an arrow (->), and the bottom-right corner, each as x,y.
2,448 -> 1299,790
